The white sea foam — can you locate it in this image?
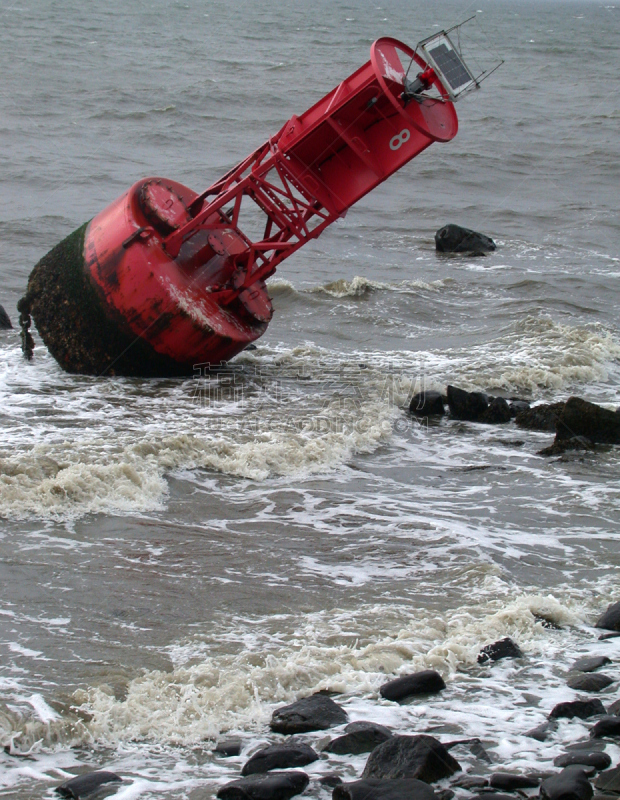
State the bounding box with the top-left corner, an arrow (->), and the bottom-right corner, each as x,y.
307,275 -> 447,298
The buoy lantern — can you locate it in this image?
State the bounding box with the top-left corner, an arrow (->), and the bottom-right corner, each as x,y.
21,34 -> 473,376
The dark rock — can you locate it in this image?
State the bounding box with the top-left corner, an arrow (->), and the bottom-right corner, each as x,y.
534,614 -> 562,630
409,391 -> 445,417
245,344 -> 258,351
566,741 -> 607,752
555,397 -> 620,446
217,771 -> 310,800
515,402 -> 566,432
436,790 -> 454,800
334,778 -> 438,800
509,400 -> 530,418
595,602 -> 620,632
599,633 -> 620,641
590,716 -> 620,738
270,694 -> 348,734
242,742 -> 318,776
469,795 -> 515,800
56,772 -> 122,799
539,436 -> 596,457
444,738 -> 491,762
606,699 -> 620,715
325,722 -> 392,755
550,700 -> 607,720
480,397 -> 512,425
0,304 -> 12,330
451,776 -> 489,790
572,657 -> 612,673
379,670 -> 446,702
540,766 -> 593,800
215,738 -> 242,757
435,224 -> 496,255
555,752 -> 612,771
567,674 -> 614,692
477,638 -> 524,664
489,773 -> 540,791
525,721 -> 557,741
320,775 -> 343,788
447,385 -> 489,422
362,734 -> 461,783
595,767 -> 620,793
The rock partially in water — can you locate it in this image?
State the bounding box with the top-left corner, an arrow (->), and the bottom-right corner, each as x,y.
325,722 -> 392,755
590,716 -> 620,738
379,670 -> 446,702
0,304 -> 12,329
550,699 -> 607,720
567,674 -> 614,692
362,735 -> 461,783
525,721 -> 558,741
409,391 -> 445,417
478,638 -> 524,664
270,694 -> 348,734
489,773 -> 541,791
595,766 -> 620,793
215,738 -> 242,757
554,752 -> 612,771
56,771 -> 122,799
435,224 -> 496,255
241,742 -> 318,776
607,699 -> 620,715
320,775 -> 343,788
481,397 -> 512,425
334,778 -> 438,800
509,399 -> 530,418
571,657 -> 612,673
217,771 -> 309,800
540,767 -> 593,800
444,738 -> 491,763
515,402 -> 566,432
595,602 -> 620,632
447,385 -> 488,422
556,397 -> 620,446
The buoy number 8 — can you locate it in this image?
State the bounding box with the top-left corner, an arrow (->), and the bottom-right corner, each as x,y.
389,129 -> 411,151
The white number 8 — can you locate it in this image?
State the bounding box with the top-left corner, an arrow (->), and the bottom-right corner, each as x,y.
389,129 -> 411,151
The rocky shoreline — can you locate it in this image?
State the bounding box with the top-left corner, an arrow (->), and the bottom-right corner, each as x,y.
408,388 -> 620,456
34,602 -> 620,800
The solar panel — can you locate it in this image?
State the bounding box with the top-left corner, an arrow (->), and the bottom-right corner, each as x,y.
418,32 -> 476,100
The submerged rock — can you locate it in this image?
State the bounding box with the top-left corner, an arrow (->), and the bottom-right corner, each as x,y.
477,638 -> 524,664
540,767 -> 593,800
571,656 -> 612,673
241,742 -> 318,775
550,699 -> 607,720
515,402 -> 566,432
217,771 -> 309,800
270,694 -> 348,734
334,778 -> 438,800
435,224 -> 496,255
0,304 -> 12,329
525,721 -> 557,741
447,385 -> 488,422
325,722 -> 392,755
56,771 -> 122,799
215,738 -> 242,757
567,673 -> 614,692
445,738 -> 491,763
595,602 -> 620,632
409,391 -> 445,417
379,670 -> 446,702
362,734 -> 461,783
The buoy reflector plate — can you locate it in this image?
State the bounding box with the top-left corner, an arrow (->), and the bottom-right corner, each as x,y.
139,180 -> 192,236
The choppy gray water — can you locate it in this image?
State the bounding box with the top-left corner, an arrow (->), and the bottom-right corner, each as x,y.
1,0 -> 619,797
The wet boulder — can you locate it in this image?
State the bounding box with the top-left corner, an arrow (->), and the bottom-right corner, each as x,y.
480,397 -> 512,425
215,738 -> 242,757
567,673 -> 613,692
607,699 -> 620,715
217,771 -> 309,800
334,778 -> 438,800
447,385 -> 488,422
477,638 -> 524,664
0,304 -> 12,329
362,734 -> 461,783
595,766 -> 620,793
524,720 -> 557,741
242,742 -> 318,775
571,656 -> 612,673
555,397 -> 620,446
270,694 -> 348,734
515,402 -> 566,432
590,716 -> 620,738
540,766 -> 593,800
554,752 -> 611,770
379,670 -> 446,702
549,699 -> 607,720
509,399 -> 530,418
595,602 -> 620,632
409,391 -> 445,417
325,721 -> 392,755
435,225 -> 496,255
489,773 -> 540,791
56,771 -> 122,799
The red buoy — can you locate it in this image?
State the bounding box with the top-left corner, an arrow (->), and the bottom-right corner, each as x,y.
24,36 -> 462,375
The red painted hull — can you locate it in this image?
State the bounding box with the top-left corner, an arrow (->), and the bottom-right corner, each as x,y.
83,177 -> 271,371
